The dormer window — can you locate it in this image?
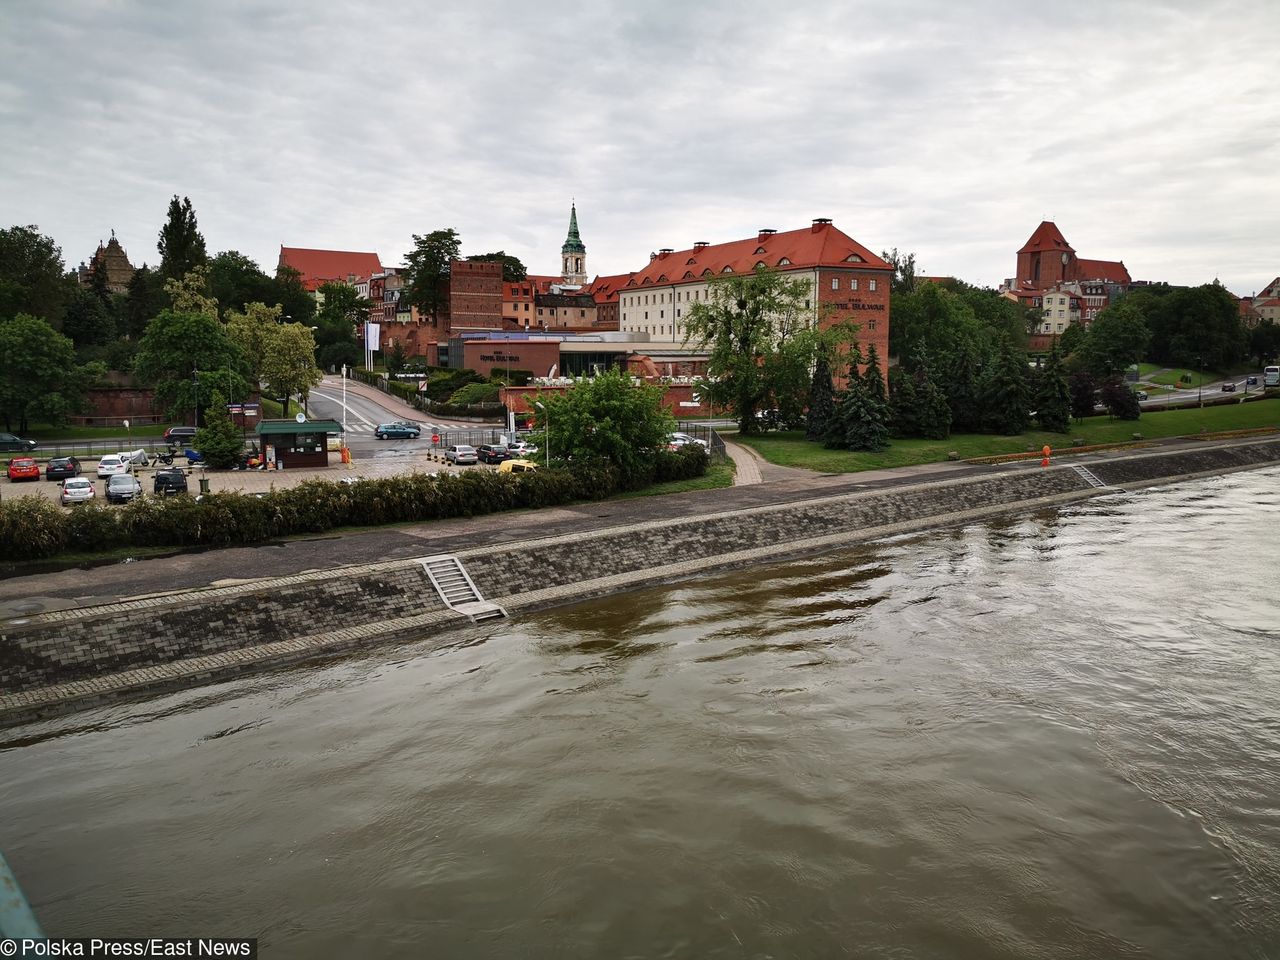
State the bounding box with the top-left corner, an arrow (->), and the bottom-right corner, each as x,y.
755,261 -> 767,269
754,246 -> 767,255
844,254 -> 864,263
702,269 -> 714,278
778,257 -> 791,266
686,258 -> 697,265
721,266 -> 733,273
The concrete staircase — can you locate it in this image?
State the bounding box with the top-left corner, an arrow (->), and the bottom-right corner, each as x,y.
1070,464 -> 1108,488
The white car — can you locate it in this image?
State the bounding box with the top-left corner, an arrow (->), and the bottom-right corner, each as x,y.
669,432 -> 710,449
507,439 -> 539,457
445,444 -> 478,465
60,477 -> 95,505
96,454 -> 132,478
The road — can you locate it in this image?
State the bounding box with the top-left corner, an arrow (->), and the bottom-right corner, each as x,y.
306,376 -> 508,458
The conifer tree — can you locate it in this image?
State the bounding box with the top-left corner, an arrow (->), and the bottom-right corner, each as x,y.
193,389 -> 245,468
888,366 -> 919,439
1068,369 -> 1098,421
910,346 -> 952,440
979,335 -> 1031,434
945,336 -> 983,433
1034,339 -> 1072,433
805,353 -> 835,441
158,195 -> 208,282
839,343 -> 889,451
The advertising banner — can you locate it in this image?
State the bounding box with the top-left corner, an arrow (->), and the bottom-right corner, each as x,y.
366,322 -> 381,352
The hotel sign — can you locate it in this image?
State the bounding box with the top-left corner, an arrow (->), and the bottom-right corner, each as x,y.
480,353 -> 521,362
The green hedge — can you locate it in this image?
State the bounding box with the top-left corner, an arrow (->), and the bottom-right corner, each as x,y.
0,457 -> 703,562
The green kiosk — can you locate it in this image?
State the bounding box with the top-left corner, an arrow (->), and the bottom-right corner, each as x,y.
255,417 -> 344,469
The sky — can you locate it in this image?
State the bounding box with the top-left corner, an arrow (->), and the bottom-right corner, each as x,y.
3,0 -> 1278,296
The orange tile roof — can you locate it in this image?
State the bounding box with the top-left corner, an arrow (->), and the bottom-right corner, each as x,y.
621,220 -> 890,289
586,272 -> 632,303
1018,221 -> 1074,255
1074,258 -> 1131,284
278,246 -> 384,292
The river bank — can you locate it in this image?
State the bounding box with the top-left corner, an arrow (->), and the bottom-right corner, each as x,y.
2,437 -> 1279,726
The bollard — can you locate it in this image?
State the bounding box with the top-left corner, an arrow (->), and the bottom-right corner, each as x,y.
199,477 -> 210,494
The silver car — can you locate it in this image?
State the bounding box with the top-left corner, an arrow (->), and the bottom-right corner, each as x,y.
445,444 -> 478,465
106,474 -> 144,504
60,477 -> 95,506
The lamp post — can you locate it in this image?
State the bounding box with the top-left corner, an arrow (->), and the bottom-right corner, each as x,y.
1197,355 -> 1203,408
193,365 -> 200,427
534,400 -> 549,467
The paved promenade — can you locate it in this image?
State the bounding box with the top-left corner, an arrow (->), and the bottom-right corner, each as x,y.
0,433 -> 1265,621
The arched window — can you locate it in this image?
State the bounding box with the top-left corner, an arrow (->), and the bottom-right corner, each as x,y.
721,266 -> 733,273
778,257 -> 792,266
844,254 -> 864,263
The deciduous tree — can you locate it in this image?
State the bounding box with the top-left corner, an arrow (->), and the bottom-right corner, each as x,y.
683,266 -> 824,433
0,314 -> 101,431
529,368 -> 675,489
468,251 -> 528,282
134,309 -> 248,420
0,225 -> 68,326
404,229 -> 461,324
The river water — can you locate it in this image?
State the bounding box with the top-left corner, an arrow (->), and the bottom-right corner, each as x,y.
3,468 -> 1280,958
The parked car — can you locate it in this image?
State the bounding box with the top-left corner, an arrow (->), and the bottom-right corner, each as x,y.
669,432 -> 710,449
0,432 -> 37,453
59,477 -> 95,505
105,473 -> 144,504
153,468 -> 189,496
44,456 -> 82,481
498,458 -> 539,474
1222,381 -> 1237,392
96,454 -> 132,478
1133,391 -> 1149,401
1247,375 -> 1259,386
163,425 -> 198,444
445,444 -> 478,465
507,439 -> 539,457
375,422 -> 421,440
7,457 -> 40,482
477,443 -> 511,464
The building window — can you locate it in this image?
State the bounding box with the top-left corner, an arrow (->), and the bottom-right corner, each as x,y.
538,308 -> 543,315
805,300 -> 811,309
1057,323 -> 1064,332
644,311 -> 648,320
851,279 -> 858,291
869,279 -> 877,292
660,310 -> 664,318
831,278 -> 839,290
1057,310 -> 1064,318
867,319 -> 876,331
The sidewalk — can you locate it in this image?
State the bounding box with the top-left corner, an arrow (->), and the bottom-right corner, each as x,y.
1,434 -> 1274,620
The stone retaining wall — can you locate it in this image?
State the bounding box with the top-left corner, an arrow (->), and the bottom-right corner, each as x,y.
2,439 -> 1278,723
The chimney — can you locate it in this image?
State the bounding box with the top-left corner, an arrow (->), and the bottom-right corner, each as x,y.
757,228 -> 777,241
811,218 -> 832,233
650,251 -> 657,261
658,248 -> 673,259
693,241 -> 709,249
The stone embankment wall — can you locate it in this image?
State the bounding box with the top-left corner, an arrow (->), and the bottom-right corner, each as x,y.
2,439 -> 1278,724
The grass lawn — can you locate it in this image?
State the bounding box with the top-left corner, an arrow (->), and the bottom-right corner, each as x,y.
1135,362 -> 1164,376
611,462 -> 737,499
734,398 -> 1280,473
1149,368 -> 1221,388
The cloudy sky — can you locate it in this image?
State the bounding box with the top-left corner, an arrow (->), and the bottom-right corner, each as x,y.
3,0 -> 1278,295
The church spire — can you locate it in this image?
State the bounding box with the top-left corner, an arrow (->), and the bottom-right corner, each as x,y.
560,201 -> 587,285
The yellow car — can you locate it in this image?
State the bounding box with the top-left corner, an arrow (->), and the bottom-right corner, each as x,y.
497,458 -> 539,474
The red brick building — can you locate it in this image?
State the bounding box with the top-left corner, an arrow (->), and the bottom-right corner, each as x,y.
616,218 -> 892,376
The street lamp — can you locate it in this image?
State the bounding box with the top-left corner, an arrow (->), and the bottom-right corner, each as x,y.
1197,355 -> 1203,408
533,400 -> 549,467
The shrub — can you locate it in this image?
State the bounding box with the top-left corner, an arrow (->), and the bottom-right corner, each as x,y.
387,379 -> 419,402
654,445 -> 709,483
449,382 -> 501,405
64,502 -> 121,552
0,496 -> 68,559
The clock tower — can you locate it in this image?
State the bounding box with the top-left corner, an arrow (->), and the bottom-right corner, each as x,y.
1016,220 -> 1076,289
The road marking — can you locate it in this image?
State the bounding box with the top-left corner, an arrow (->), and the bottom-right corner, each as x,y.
310,390 -> 379,429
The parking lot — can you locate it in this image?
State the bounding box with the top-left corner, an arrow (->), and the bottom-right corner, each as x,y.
1,449 -> 512,506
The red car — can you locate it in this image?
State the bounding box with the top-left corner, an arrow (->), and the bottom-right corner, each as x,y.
7,457 -> 39,481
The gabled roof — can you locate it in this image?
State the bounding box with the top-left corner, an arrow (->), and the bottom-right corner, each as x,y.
585,272 -> 632,304
278,247 -> 384,292
620,221 -> 889,289
1074,258 -> 1131,284
1018,221 -> 1074,255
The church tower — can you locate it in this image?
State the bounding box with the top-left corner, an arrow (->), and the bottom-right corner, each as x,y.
560,203 -> 587,285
